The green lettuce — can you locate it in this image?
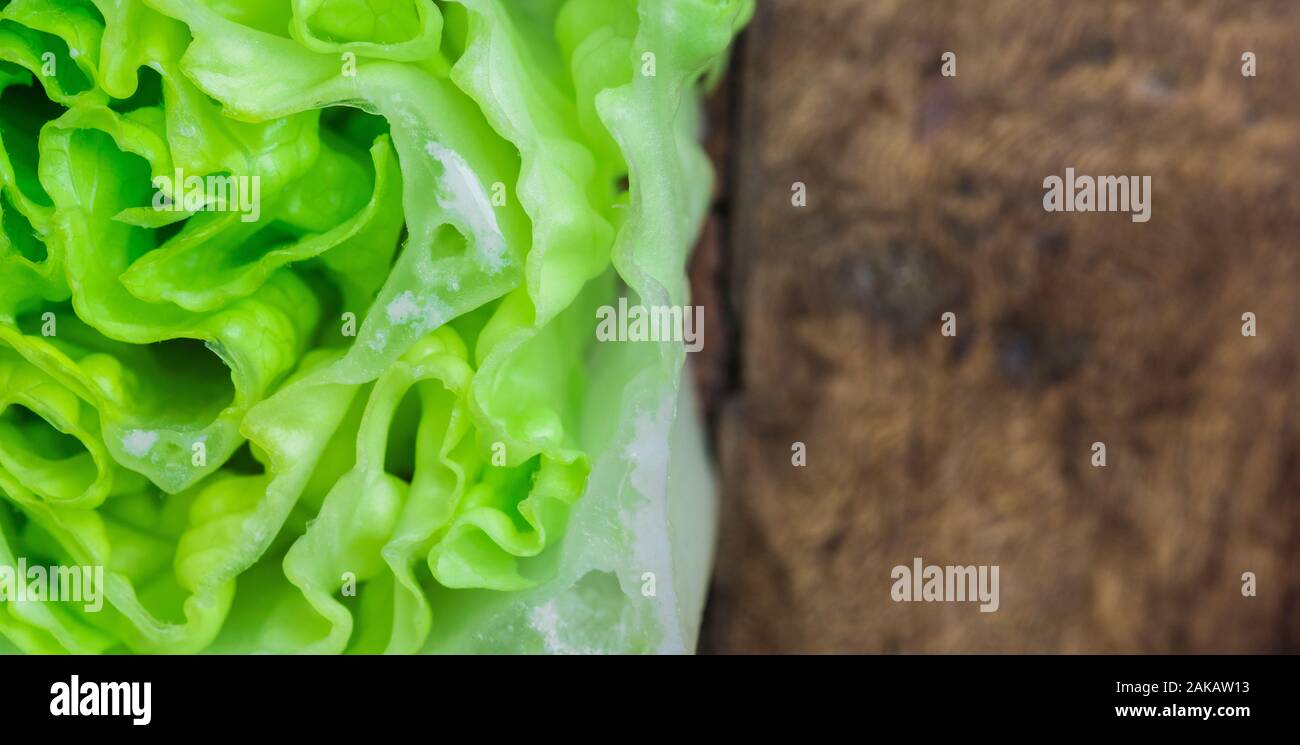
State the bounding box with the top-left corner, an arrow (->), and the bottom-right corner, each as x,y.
0,0 -> 749,654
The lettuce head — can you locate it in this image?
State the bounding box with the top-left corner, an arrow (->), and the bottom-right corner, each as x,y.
0,0 -> 751,654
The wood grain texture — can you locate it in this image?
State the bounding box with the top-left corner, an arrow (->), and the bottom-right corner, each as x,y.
697,0 -> 1300,652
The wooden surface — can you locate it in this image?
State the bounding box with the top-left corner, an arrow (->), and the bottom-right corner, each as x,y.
695,0 -> 1300,652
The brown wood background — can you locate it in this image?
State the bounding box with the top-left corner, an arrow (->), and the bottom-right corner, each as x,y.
693,0 -> 1300,653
